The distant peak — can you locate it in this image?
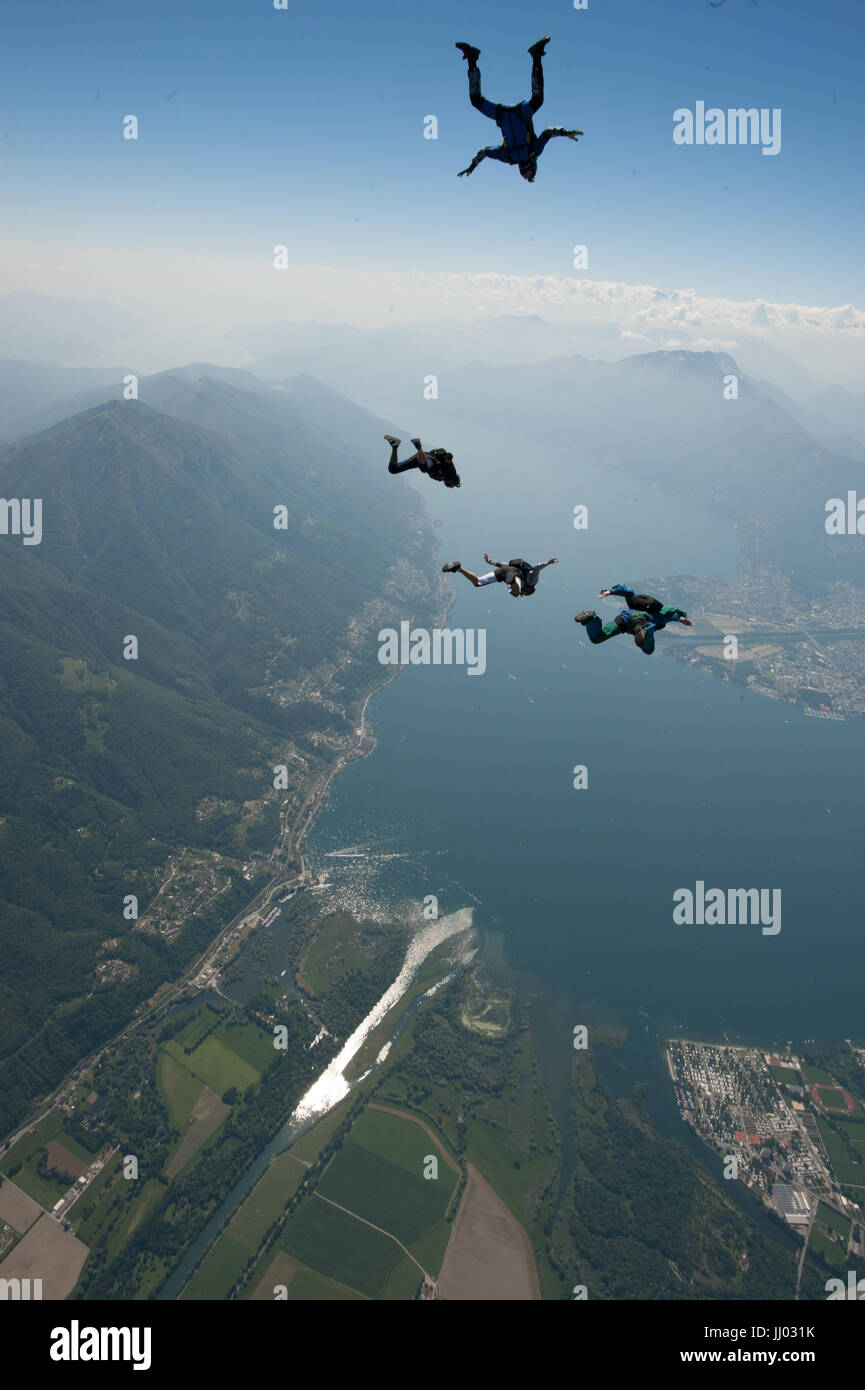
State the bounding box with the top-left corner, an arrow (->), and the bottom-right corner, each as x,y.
620,348 -> 741,375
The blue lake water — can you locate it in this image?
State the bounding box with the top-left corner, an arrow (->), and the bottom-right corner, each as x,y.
309,421 -> 865,1055
161,418 -> 864,1294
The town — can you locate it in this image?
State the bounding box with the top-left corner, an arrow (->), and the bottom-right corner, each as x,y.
667,1039 -> 865,1284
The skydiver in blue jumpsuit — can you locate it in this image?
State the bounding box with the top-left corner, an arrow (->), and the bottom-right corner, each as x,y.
456,37 -> 583,182
575,585 -> 693,656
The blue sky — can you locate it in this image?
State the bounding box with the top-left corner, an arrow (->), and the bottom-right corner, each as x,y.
1,0 -> 862,309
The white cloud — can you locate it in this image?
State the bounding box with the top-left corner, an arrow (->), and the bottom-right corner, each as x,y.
0,237 -> 863,387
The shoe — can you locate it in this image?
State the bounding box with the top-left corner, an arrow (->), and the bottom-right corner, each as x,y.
384,434 -> 400,447
442,561 -> 461,573
410,437 -> 422,449
456,42 -> 481,63
528,36 -> 550,59
574,611 -> 594,625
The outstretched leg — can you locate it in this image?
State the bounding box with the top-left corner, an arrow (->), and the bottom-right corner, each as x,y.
575,611 -> 628,645
410,436 -> 429,472
527,35 -> 549,112
385,436 -> 422,475
457,42 -> 499,120
442,561 -> 494,588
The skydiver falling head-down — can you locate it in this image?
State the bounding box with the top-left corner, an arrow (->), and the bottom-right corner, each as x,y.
456,37 -> 582,182
575,584 -> 692,655
385,435 -> 461,489
442,553 -> 558,597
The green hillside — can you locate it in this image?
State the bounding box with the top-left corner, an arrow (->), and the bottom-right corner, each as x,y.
0,378 -> 437,1135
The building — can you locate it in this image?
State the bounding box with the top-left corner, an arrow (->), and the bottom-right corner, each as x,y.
773,1184 -> 810,1225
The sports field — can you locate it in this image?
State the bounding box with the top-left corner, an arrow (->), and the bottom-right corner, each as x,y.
817,1118 -> 865,1187
816,1200 -> 851,1241
810,1084 -> 854,1114
809,1227 -> 846,1270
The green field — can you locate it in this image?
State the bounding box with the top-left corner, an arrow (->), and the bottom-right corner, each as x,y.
381,1254 -> 424,1300
158,1050 -> 203,1129
1,1111 -> 63,1172
280,1194 -> 404,1298
816,1201 -> 851,1240
180,1234 -> 250,1300
769,1064 -> 801,1086
817,1119 -> 865,1187
809,1227 -> 847,1270
0,1111 -> 68,1207
165,1033 -> 259,1095
246,1251 -> 362,1301
173,1007 -> 220,1051
349,1107 -> 456,1176
73,1153 -> 124,1244
215,1020 -> 276,1074
298,914 -> 388,994
228,1151 -> 307,1252
801,1064 -> 837,1086
112,1178 -> 164,1258
319,1139 -> 453,1253
283,1266 -> 363,1300
813,1086 -> 851,1111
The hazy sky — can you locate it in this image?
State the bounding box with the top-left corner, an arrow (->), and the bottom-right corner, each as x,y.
2,0 -> 863,379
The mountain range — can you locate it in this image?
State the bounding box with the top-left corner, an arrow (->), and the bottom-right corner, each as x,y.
0,372 -> 436,1134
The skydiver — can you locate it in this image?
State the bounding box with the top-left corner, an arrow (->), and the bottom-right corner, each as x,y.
441,553 -> 558,597
575,584 -> 692,655
385,435 -> 461,489
455,36 -> 583,182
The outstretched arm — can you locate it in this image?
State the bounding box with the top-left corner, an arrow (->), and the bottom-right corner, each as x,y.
539,557 -> 559,569
458,147 -> 490,177
658,606 -> 692,627
536,127 -> 583,156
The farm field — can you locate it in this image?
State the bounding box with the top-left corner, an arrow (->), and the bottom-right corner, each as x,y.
180,1233 -> 249,1300
249,1250 -> 362,1300
158,1050 -> 204,1129
279,1194 -> 405,1299
318,1137 -> 453,1258
228,1150 -> 307,1252
164,1032 -> 259,1095
0,1176 -> 42,1234
0,1113 -> 87,1208
0,1213 -> 87,1299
